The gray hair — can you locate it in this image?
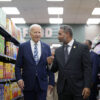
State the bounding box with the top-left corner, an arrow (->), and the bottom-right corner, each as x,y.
60,25 -> 73,37
29,24 -> 42,33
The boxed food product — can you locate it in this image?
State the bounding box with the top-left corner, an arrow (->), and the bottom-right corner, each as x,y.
4,83 -> 10,100
11,21 -> 16,38
0,84 -> 4,100
3,63 -> 10,79
0,62 -> 3,79
13,45 -> 17,59
6,18 -> 12,34
0,35 -> 5,55
0,8 -> 6,28
9,83 -> 13,100
17,28 -> 21,41
6,42 -> 11,56
11,64 -> 15,79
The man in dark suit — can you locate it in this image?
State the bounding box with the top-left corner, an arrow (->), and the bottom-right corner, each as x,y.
47,25 -> 91,100
85,40 -> 99,100
15,24 -> 54,100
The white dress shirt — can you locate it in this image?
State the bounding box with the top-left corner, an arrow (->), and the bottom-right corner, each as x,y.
66,39 -> 74,55
30,40 -> 41,59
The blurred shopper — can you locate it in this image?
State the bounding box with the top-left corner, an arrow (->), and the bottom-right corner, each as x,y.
15,24 -> 54,100
85,40 -> 100,100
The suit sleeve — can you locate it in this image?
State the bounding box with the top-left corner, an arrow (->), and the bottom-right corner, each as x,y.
82,45 -> 92,88
47,46 -> 55,86
15,44 -> 23,81
51,50 -> 59,73
92,53 -> 99,84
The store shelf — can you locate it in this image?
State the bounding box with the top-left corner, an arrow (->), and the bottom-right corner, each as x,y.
0,25 -> 20,46
0,54 -> 16,63
12,95 -> 23,100
0,78 -> 16,83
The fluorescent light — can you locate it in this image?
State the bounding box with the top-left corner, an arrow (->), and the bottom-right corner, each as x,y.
87,18 -> 100,24
2,7 -> 20,15
11,18 -> 26,24
48,7 -> 63,15
47,0 -> 64,1
0,0 -> 12,1
49,18 -> 63,24
92,8 -> 100,15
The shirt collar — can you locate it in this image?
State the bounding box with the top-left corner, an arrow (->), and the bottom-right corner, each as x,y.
67,39 -> 74,47
31,40 -> 41,46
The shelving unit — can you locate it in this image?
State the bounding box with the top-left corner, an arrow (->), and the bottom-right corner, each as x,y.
0,78 -> 16,83
0,25 -> 20,46
0,25 -> 19,83
0,25 -> 22,100
0,54 -> 16,63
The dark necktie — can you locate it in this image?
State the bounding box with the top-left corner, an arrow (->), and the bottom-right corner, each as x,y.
34,44 -> 39,65
64,45 -> 69,64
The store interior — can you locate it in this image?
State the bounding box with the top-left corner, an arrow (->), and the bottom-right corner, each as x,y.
0,0 -> 100,100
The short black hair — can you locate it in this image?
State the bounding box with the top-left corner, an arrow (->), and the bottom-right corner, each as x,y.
60,25 -> 73,37
86,40 -> 92,46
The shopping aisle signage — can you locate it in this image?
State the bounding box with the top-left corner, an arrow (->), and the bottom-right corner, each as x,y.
21,27 -> 53,38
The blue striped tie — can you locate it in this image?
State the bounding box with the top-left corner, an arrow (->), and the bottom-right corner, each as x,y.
34,44 -> 39,65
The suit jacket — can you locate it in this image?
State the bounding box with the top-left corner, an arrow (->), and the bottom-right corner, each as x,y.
90,51 -> 99,84
15,40 -> 54,91
51,41 -> 91,96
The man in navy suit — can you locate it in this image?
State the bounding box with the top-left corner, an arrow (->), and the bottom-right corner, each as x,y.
15,24 -> 54,100
85,40 -> 99,100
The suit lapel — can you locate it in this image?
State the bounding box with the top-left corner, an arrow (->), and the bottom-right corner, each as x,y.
37,41 -> 44,64
27,40 -> 35,63
58,46 -> 65,67
65,41 -> 78,66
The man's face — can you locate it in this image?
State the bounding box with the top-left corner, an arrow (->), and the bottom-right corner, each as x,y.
30,27 -> 41,43
58,29 -> 65,42
64,31 -> 70,43
58,29 -> 70,44
84,41 -> 91,49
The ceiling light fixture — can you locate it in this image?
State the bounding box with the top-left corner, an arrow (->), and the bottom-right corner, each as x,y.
0,0 -> 12,1
48,7 -> 63,15
92,8 -> 100,15
87,18 -> 100,24
2,7 -> 20,15
11,18 -> 26,24
47,0 -> 64,1
49,18 -> 63,24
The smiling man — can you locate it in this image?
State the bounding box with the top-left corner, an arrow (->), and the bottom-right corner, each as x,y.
15,24 -> 54,100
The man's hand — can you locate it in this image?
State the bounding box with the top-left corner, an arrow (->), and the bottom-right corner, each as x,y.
48,85 -> 54,94
18,79 -> 24,90
47,56 -> 54,65
82,88 -> 90,99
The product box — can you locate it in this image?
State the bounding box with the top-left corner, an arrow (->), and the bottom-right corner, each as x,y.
0,8 -> 6,28
11,21 -> 16,38
4,83 -> 10,100
0,62 -> 3,79
0,35 -> 5,55
6,41 -> 11,56
6,18 -> 12,34
0,84 -> 4,100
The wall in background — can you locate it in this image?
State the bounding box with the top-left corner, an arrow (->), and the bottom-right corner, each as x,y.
17,24 -> 100,45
